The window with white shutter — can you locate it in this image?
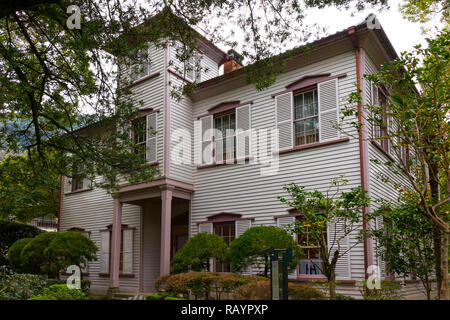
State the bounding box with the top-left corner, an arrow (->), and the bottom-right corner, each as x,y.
293,89 -> 319,146
64,176 -> 72,194
318,78 -> 340,142
200,115 -> 214,165
276,216 -> 297,279
275,92 -> 294,151
99,230 -> 110,274
327,220 -> 351,280
198,222 -> 213,234
146,113 -> 158,163
236,104 -> 252,160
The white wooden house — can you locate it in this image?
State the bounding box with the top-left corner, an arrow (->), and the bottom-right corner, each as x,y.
59,15 -> 425,298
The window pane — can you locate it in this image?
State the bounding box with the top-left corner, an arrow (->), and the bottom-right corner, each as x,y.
294,95 -> 303,119
303,91 -> 315,117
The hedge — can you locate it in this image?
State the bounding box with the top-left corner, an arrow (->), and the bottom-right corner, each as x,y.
0,219 -> 43,266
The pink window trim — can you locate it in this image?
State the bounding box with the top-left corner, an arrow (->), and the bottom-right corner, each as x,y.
197,101 -> 253,119
196,212 -> 255,225
271,73 -> 347,98
273,137 -> 350,155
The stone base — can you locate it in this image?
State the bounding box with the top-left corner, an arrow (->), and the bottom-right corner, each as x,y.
106,286 -> 120,298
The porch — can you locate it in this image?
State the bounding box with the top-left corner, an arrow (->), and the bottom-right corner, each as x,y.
108,178 -> 193,293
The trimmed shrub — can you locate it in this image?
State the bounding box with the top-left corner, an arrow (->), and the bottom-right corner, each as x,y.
0,273 -> 48,300
155,272 -> 268,300
20,232 -> 57,275
0,219 -> 43,266
233,280 -> 326,300
7,238 -> 32,273
45,231 -> 98,277
359,279 -> 402,300
45,279 -> 91,295
229,226 -> 303,276
145,293 -> 183,300
336,293 -> 356,300
29,284 -> 87,300
9,231 -> 97,277
170,233 -> 228,273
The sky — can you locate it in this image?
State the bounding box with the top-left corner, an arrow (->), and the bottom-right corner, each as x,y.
213,0 -> 442,64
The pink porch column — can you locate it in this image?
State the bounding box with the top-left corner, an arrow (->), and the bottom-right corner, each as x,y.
160,186 -> 174,276
110,195 -> 122,288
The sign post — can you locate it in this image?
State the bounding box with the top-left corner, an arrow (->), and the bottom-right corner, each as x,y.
269,247 -> 292,300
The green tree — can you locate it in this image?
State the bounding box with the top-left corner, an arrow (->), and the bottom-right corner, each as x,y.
0,152 -> 59,222
278,176 -> 371,300
342,29 -> 449,299
7,237 -> 33,272
45,231 -> 98,279
20,232 -> 57,276
228,226 -> 302,276
170,232 -> 228,273
0,219 -> 42,266
371,202 -> 435,300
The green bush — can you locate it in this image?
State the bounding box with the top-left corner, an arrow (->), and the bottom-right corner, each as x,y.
45,279 -> 91,295
170,233 -> 228,273
0,219 -> 43,266
229,226 -> 303,276
336,293 -> 356,300
145,293 -> 183,300
0,273 -> 48,300
8,230 -> 97,277
359,279 -> 402,300
20,232 -> 57,275
30,284 -> 87,300
232,280 -> 326,300
7,238 -> 32,273
155,272 -> 268,300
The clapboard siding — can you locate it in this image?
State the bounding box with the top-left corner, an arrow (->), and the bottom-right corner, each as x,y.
169,74 -> 194,183
190,51 -> 366,280
59,177 -> 142,293
200,54 -> 219,81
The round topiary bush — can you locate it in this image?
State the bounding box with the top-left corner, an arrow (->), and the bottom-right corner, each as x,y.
20,232 -> 57,275
7,238 -> 33,273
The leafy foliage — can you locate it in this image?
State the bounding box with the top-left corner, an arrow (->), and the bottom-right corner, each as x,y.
228,226 -> 302,276
45,278 -> 91,296
0,273 -> 48,300
170,232 -> 228,273
0,219 -> 42,266
45,231 -> 98,276
359,279 -> 402,300
7,238 -> 33,273
9,231 -> 97,277
29,284 -> 87,300
155,272 -> 267,300
370,202 -> 435,299
0,153 -> 59,221
232,279 -> 326,300
278,176 -> 371,300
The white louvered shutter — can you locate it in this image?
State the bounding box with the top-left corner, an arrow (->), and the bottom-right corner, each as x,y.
81,232 -> 91,273
198,222 -> 213,234
200,115 -> 214,165
327,220 -> 351,280
82,177 -> 92,190
122,229 -> 134,274
235,219 -> 252,274
99,230 -> 110,274
318,79 -> 339,142
277,216 -> 297,279
146,113 -> 158,163
375,217 -> 386,277
275,92 -> 293,151
64,176 -> 72,193
198,222 -> 214,272
236,104 -> 252,160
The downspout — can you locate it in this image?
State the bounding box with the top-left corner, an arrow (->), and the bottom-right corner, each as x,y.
348,27 -> 372,279
163,43 -> 171,178
57,175 -> 62,232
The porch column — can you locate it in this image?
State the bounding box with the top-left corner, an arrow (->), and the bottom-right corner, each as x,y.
160,186 -> 174,276
110,195 -> 122,288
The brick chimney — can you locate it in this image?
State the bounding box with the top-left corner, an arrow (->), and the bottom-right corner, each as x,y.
223,49 -> 243,74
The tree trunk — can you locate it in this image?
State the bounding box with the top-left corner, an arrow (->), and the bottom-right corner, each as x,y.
329,270 -> 336,300
433,225 -> 442,299
440,232 -> 449,300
